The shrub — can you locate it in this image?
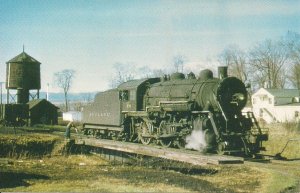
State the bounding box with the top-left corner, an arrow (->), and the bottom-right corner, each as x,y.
0,134 -> 58,158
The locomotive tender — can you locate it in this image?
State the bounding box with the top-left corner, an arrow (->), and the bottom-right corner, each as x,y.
82,66 -> 267,155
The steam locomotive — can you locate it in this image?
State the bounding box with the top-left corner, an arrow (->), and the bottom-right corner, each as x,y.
82,66 -> 268,156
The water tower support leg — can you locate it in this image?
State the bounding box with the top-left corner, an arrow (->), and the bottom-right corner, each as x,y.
7,89 -> 9,103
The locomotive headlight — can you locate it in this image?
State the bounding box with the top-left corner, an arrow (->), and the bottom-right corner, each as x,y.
237,93 -> 245,101
232,93 -> 245,103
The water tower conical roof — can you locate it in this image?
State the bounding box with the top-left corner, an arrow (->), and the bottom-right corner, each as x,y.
6,51 -> 41,64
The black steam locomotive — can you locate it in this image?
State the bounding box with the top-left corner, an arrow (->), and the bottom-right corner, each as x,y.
82,66 -> 267,155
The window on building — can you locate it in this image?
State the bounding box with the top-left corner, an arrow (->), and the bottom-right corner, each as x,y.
292,97 -> 300,103
268,98 -> 272,104
253,98 -> 256,104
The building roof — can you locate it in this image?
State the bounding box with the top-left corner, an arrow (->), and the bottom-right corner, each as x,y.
280,103 -> 300,106
265,88 -> 300,98
27,99 -> 59,110
7,52 -> 41,64
118,78 -> 160,90
118,78 -> 149,90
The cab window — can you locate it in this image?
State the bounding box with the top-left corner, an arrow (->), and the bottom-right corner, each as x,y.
119,90 -> 129,101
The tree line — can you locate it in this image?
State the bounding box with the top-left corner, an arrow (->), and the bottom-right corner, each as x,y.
53,31 -> 300,111
111,31 -> 300,92
219,31 -> 300,91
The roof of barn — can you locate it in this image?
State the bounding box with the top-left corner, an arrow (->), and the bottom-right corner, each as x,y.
27,99 -> 59,110
265,89 -> 300,98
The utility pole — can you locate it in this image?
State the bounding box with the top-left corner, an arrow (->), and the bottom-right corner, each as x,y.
0,82 -> 4,117
46,83 -> 49,101
0,82 -> 4,105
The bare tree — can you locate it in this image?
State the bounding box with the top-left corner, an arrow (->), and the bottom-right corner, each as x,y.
110,63 -> 135,88
248,39 -> 289,89
285,31 -> 300,89
110,62 -> 168,88
138,66 -> 166,79
218,45 -> 248,82
138,66 -> 153,78
54,69 -> 76,112
151,69 -> 165,78
173,55 -> 187,72
290,64 -> 300,89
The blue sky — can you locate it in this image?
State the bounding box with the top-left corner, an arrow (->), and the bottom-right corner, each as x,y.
0,0 -> 300,92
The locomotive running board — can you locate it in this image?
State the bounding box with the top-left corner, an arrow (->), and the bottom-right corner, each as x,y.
83,124 -> 123,132
76,137 -> 244,165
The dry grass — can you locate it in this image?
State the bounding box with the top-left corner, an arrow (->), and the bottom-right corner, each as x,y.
0,124 -> 300,192
2,154 -> 296,193
0,155 -> 224,192
263,123 -> 300,159
0,134 -> 60,158
3,153 -> 291,193
200,165 -> 262,193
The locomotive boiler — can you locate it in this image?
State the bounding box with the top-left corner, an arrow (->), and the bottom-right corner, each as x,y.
82,66 -> 268,156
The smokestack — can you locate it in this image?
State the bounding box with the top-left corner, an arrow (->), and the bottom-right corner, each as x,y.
218,66 -> 228,79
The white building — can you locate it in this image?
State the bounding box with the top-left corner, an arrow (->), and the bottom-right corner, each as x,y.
63,111 -> 82,122
252,88 -> 300,123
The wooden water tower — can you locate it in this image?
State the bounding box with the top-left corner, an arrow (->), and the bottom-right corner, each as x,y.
6,50 -> 41,104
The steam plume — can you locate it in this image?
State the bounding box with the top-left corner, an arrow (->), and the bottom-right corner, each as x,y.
185,130 -> 206,151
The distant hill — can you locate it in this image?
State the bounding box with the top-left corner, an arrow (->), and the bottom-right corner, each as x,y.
40,92 -> 98,103
0,92 -> 98,104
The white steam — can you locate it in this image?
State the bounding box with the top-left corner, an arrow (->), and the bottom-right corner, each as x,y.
185,130 -> 207,151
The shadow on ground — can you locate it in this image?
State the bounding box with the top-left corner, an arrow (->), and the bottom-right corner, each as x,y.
0,171 -> 49,189
103,168 -> 233,192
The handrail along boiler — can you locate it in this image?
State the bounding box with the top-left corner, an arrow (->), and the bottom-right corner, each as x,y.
82,66 -> 267,155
